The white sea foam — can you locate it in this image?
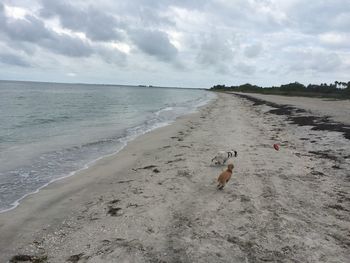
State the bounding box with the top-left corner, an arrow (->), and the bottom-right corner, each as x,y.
0,82 -> 216,212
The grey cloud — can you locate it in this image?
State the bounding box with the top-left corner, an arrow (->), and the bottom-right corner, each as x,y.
244,43 -> 262,58
215,64 -> 230,75
0,3 -> 46,42
93,0 -> 212,33
208,0 -> 289,34
42,34 -> 93,57
288,50 -> 342,73
130,29 -> 177,61
0,52 -> 31,67
109,0 -> 214,25
235,62 -> 255,75
97,46 -> 126,66
0,4 -> 93,57
319,35 -> 350,51
0,3 -> 5,22
196,33 -> 236,74
288,0 -> 350,34
114,0 -> 211,12
3,41 -> 36,55
333,12 -> 350,32
136,6 -> 174,27
1,0 -> 349,86
40,0 -> 124,41
4,15 -> 50,42
198,0 -> 348,38
310,53 -> 342,72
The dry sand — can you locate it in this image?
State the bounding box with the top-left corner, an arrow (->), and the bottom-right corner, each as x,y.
0,92 -> 349,263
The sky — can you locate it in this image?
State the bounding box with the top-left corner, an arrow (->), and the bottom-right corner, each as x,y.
0,0 -> 349,88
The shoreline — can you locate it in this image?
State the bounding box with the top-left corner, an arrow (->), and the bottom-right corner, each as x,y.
0,147 -> 125,214
0,94 -> 215,214
0,95 -> 218,260
1,92 -> 349,262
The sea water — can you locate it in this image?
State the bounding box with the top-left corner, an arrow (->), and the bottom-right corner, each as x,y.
0,80 -> 215,212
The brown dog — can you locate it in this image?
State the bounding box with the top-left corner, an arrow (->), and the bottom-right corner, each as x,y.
217,163 -> 234,190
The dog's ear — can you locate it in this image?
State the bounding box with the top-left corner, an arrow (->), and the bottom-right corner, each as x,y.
234,151 -> 237,157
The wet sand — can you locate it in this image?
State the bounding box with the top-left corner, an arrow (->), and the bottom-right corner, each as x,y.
1,92 -> 349,262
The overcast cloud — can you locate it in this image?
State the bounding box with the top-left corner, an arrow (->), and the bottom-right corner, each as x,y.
0,0 -> 349,87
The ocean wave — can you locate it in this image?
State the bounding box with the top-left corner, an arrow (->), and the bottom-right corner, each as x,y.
155,107 -> 174,116
0,90 -> 215,213
13,115 -> 71,129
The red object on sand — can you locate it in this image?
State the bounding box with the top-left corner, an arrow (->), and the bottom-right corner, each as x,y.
273,144 -> 279,151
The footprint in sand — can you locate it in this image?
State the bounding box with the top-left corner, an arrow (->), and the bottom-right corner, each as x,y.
107,206 -> 122,217
106,199 -> 123,217
177,169 -> 192,179
131,188 -> 144,194
153,168 -> 160,173
166,158 -> 185,164
133,165 -> 157,171
67,253 -> 85,263
162,145 -> 171,149
240,195 -> 251,202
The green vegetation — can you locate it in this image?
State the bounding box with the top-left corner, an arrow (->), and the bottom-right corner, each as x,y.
210,81 -> 350,99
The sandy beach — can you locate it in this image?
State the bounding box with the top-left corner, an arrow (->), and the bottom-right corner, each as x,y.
1,92 -> 349,262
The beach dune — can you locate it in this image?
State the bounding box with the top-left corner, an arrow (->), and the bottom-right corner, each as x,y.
1,92 -> 349,262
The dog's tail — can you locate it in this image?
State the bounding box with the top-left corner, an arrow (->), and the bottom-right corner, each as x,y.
234,150 -> 238,157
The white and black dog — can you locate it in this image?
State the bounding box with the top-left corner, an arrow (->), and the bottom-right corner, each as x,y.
211,150 -> 238,165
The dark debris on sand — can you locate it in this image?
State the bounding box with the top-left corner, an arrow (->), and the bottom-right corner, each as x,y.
133,165 -> 157,171
107,206 -> 122,216
9,254 -> 47,263
67,253 -> 85,263
233,93 -> 350,140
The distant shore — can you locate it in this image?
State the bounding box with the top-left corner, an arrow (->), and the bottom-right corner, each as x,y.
1,92 -> 349,262
211,81 -> 350,99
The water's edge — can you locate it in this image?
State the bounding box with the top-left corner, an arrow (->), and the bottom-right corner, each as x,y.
0,93 -> 216,213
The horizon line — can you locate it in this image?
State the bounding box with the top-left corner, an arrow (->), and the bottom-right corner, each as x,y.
0,78 -> 205,90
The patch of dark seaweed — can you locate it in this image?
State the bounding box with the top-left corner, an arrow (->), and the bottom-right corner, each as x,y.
311,123 -> 350,140
232,93 -> 350,140
269,105 -> 295,115
233,93 -> 277,107
10,255 -> 33,262
9,254 -> 47,263
291,116 -> 317,126
327,204 -> 348,212
309,151 -> 338,161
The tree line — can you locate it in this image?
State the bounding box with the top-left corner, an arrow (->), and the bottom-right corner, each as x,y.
210,81 -> 350,98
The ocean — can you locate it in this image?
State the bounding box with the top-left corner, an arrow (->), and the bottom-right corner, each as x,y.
0,80 -> 215,212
